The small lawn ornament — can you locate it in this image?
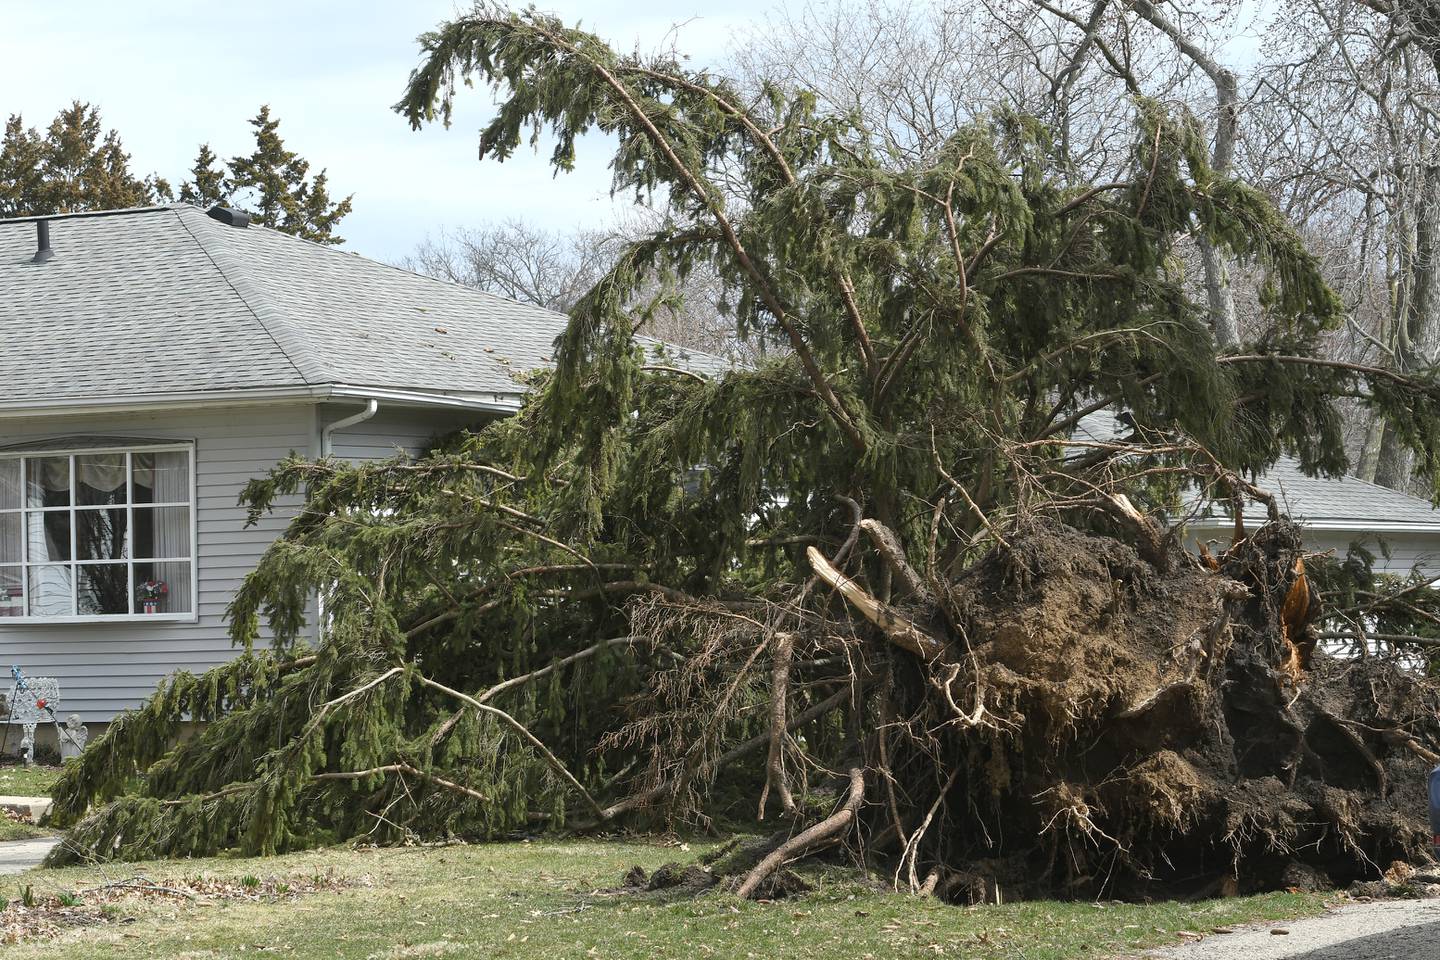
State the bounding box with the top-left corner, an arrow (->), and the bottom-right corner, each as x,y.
137,579 -> 168,614
59,714 -> 88,761
6,667 -> 82,766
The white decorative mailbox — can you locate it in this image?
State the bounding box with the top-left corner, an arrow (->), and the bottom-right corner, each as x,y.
8,676 -> 61,766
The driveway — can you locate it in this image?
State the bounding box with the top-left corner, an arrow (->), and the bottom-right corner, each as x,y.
1143,898 -> 1440,959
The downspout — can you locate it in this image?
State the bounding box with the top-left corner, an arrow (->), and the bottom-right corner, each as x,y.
322,398 -> 379,457
316,399 -> 379,639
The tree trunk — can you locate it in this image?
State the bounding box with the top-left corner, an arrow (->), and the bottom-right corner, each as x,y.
1375,423 -> 1413,490
1356,413 -> 1385,483
1126,0 -> 1239,349
1200,238 -> 1239,349
1376,163 -> 1440,491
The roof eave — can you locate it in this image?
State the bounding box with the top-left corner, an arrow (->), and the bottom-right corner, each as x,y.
0,384 -> 525,420
1186,517 -> 1440,536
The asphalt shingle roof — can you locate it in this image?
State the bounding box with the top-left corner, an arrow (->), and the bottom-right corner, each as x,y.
0,204 -> 723,408
1075,412 -> 1440,530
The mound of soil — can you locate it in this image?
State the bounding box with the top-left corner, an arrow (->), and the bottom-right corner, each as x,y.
878,520 -> 1440,901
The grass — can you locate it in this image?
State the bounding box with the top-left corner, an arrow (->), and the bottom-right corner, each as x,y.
0,819 -> 51,842
0,766 -> 63,841
0,765 -> 63,797
0,838 -> 1332,959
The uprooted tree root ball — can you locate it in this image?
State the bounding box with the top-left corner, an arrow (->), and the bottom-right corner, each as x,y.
607,519 -> 1438,903
861,520 -> 1438,900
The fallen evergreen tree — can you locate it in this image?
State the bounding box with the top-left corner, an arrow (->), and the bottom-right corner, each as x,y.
45,5 -> 1440,899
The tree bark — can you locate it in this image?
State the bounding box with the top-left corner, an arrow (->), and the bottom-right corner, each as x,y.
1199,239 -> 1239,349
1127,0 -> 1240,348
807,547 -> 948,660
760,632 -> 797,818
1356,413 -> 1386,483
737,767 -> 865,899
1376,163 -> 1440,490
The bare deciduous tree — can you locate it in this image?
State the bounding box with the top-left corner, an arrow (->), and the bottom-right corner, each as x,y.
403,217 -> 762,360
403,219 -> 612,312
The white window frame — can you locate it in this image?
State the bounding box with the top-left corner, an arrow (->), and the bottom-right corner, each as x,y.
0,441 -> 198,624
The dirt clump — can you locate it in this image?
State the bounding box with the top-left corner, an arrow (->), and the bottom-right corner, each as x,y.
862,519 -> 1440,901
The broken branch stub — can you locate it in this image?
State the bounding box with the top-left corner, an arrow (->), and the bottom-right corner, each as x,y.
737,767 -> 866,899
806,546 -> 948,660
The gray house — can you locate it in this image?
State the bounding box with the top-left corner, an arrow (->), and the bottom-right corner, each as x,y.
1075,413 -> 1440,576
0,202 -> 664,722
1184,456 -> 1440,574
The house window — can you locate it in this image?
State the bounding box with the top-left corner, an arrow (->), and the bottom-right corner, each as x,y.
0,445 -> 195,621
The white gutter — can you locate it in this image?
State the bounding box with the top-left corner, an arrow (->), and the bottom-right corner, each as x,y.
1186,517 -> 1440,536
315,398 -> 379,639
0,384 -> 524,420
321,399 -> 380,456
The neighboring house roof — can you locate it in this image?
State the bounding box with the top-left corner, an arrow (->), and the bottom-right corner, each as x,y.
1187,456 -> 1440,533
0,204 -> 725,416
1074,412 -> 1440,534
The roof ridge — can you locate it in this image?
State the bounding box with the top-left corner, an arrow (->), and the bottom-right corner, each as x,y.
170,207 -> 729,367
170,207 -> 322,386
211,209 -> 575,324
263,230 -> 733,366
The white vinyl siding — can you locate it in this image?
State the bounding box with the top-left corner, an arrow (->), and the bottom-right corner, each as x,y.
1186,525 -> 1440,578
0,405 -> 313,720
320,403 -> 489,462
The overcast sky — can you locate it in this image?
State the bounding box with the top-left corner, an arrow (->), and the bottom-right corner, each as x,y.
1,1 -> 777,261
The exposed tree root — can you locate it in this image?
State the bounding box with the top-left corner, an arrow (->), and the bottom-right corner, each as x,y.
704,520 -> 1440,901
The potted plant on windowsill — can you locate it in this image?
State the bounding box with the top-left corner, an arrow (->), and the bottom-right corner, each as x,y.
137,579 -> 168,615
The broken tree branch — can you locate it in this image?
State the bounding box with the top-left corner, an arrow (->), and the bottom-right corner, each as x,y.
807,546 -> 948,660
861,519 -> 935,605
417,675 -> 605,819
313,762 -> 490,803
737,766 -> 866,899
760,631 -> 797,819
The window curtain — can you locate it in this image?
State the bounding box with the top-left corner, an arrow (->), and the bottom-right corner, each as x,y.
137,453 -> 190,561
76,458 -> 125,498
149,453 -> 188,503
153,508 -> 189,559
39,458 -> 70,496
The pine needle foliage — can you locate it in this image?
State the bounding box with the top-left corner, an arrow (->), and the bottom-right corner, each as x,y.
0,102 -> 172,216
47,5 -> 1440,873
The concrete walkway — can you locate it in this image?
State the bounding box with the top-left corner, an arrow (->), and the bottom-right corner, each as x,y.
0,795 -> 52,823
0,793 -> 60,875
0,837 -> 60,875
1144,898 -> 1440,959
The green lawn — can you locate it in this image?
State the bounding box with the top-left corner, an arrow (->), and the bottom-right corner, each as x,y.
0,765 -> 63,797
0,819 -> 51,842
0,766 -> 62,841
0,838 -> 1331,958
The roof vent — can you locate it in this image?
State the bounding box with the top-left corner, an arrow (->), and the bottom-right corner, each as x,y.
31,220 -> 53,264
206,205 -> 251,229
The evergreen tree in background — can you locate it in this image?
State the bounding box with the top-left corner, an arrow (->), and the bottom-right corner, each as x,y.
224,106 -> 352,244
0,101 -> 351,243
0,101 -> 171,216
177,143 -> 229,208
